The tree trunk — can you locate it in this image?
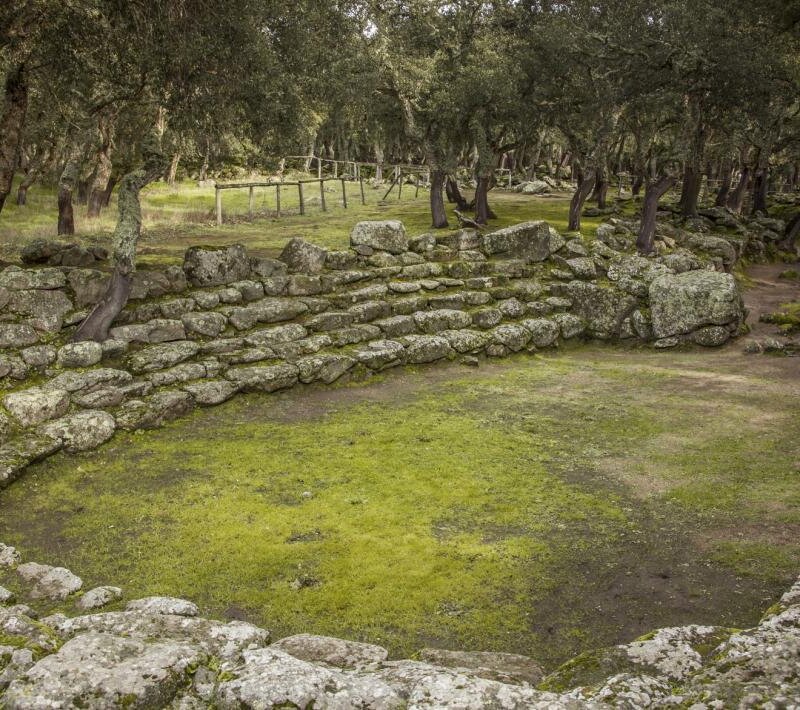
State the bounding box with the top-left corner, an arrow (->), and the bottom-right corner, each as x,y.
591,170 -> 609,209
751,166 -> 769,215
637,175 -> 676,254
74,136 -> 167,342
474,175 -> 496,224
77,178 -> 90,205
715,161 -> 733,207
57,153 -> 80,236
445,176 -> 469,210
15,144 -> 51,206
727,166 -> 750,213
631,173 -> 644,197
87,139 -> 114,217
374,143 -> 384,181
166,152 -> 180,186
568,169 -> 596,231
429,169 -> 448,229
0,64 -> 29,214
678,164 -> 702,217
103,173 -> 118,206
199,143 -> 209,181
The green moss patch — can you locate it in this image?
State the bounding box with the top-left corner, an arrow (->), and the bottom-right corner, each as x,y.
0,347 -> 798,668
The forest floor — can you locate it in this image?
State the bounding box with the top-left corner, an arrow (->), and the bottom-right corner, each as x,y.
0,257 -> 797,669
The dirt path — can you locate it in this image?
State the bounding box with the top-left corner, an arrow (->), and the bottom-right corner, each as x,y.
742,260 -> 800,340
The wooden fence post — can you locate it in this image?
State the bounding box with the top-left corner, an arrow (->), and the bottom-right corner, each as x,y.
360,176 -> 366,205
341,178 -> 347,208
320,179 -> 327,211
276,184 -> 281,217
317,157 -> 322,180
298,182 -> 305,215
398,170 -> 402,200
248,186 -> 254,220
333,161 -> 338,179
415,176 -> 420,199
215,187 -> 222,226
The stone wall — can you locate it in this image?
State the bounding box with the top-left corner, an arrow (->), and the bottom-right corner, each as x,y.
0,211 -> 775,488
1,540 -> 798,707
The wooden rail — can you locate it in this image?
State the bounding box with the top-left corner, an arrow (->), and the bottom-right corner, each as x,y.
214,176 -> 365,226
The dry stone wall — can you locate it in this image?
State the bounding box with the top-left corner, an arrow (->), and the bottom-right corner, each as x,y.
0,211 -> 771,488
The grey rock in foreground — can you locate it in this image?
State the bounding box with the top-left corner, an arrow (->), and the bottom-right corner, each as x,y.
3,632 -> 203,709
16,562 -> 82,600
0,557 -> 797,709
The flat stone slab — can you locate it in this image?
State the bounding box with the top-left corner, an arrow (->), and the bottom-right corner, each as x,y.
272,633 -> 389,669
126,596 -> 199,617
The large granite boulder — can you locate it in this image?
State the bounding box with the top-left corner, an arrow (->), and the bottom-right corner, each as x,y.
279,238 -> 328,273
649,271 -> 744,339
350,221 -> 409,254
183,244 -> 250,287
556,281 -> 638,339
481,221 -> 563,263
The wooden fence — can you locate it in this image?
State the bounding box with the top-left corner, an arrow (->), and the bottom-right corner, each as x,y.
214,176 -> 366,226
283,155 -> 430,183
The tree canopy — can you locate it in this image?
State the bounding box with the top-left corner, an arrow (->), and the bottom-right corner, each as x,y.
1,0 -> 799,337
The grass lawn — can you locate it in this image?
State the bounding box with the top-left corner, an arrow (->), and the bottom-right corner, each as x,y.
1,346 -> 797,669
0,175 -> 608,266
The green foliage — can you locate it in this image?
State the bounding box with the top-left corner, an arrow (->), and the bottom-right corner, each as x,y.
761,302 -> 800,333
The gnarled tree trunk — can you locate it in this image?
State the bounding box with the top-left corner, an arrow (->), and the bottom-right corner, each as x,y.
591,169 -> 609,209
568,168 -> 596,232
631,173 -> 644,197
445,176 -> 469,210
74,134 -> 167,342
0,64 -> 29,214
474,174 -> 496,225
679,164 -> 703,217
166,152 -> 180,186
715,160 -> 733,207
751,164 -> 769,215
87,117 -> 115,217
727,166 -> 750,213
429,169 -> 448,229
16,144 -> 52,206
637,175 -> 676,254
57,152 -> 80,235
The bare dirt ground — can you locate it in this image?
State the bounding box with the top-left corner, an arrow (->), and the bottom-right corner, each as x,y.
743,261 -> 800,340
